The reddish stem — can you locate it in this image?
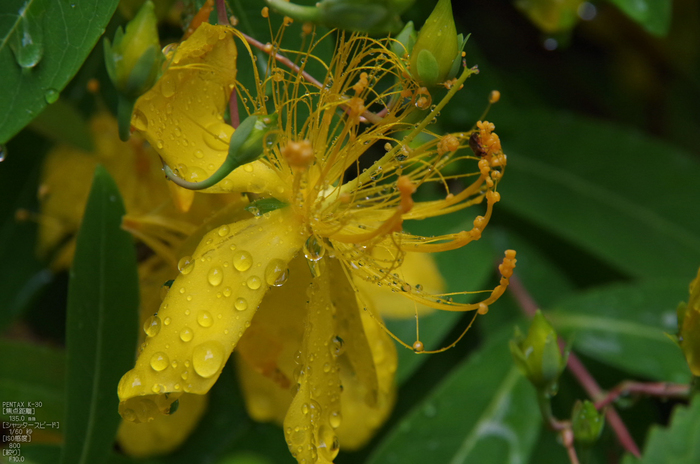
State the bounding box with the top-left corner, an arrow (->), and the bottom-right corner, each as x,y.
216,0 -> 229,25
229,87 -> 240,128
508,275 -> 642,457
595,381 -> 690,410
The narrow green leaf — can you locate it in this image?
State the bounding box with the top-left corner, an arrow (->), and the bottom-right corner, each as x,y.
0,0 -> 120,144
59,165 -> 139,464
368,330 -> 541,464
548,280 -> 691,383
0,340 -> 65,424
607,0 -> 672,36
497,108 -> 700,280
621,398 -> 700,464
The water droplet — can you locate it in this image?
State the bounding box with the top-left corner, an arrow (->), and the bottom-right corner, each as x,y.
143,315 -> 161,337
161,76 -> 177,97
44,88 -> 59,104
303,236 -> 325,262
197,310 -> 213,327
329,410 -> 342,428
302,403 -> 309,414
323,362 -> 331,373
207,266 -> 223,286
218,225 -> 230,236
192,341 -> 225,378
330,336 -> 345,357
132,109 -> 148,130
194,149 -> 204,159
265,259 -> 289,287
180,327 -> 194,342
122,408 -> 136,422
203,122 -> 233,150
178,256 -> 195,274
223,286 -> 232,297
163,317 -> 171,326
318,425 -> 340,460
246,275 -> 262,290
234,297 -> 248,311
10,10 -> 44,69
150,352 -> 170,371
233,251 -> 253,271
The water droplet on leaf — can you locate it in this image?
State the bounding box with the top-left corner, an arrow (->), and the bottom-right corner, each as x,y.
143,315 -> 161,337
192,341 -> 225,378
44,88 -> 58,104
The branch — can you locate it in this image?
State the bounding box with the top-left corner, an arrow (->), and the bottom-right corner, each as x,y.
595,381 -> 690,410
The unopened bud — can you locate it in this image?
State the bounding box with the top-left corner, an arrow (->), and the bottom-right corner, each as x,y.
409,0 -> 464,87
510,309 -> 568,396
571,400 -> 604,445
104,1 -> 161,98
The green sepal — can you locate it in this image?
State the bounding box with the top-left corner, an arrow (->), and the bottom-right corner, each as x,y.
245,198 -> 289,216
415,49 -> 439,88
571,400 -> 604,445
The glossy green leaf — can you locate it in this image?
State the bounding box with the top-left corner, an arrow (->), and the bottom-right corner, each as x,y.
0,0 -> 120,144
0,340 -> 65,424
368,329 -> 541,464
621,398 -> 700,464
607,0 -> 672,36
59,165 -> 139,464
548,280 -> 691,383
497,108 -> 700,280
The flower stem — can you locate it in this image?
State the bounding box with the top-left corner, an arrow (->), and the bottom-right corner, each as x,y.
595,381 -> 690,409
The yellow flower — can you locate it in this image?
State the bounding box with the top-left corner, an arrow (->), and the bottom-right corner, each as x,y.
678,267 -> 700,376
118,22 -> 516,463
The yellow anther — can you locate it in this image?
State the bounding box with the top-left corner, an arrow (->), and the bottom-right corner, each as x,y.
261,6 -> 269,18
412,340 -> 424,352
489,90 -> 501,103
437,134 -> 460,155
478,303 -> 489,315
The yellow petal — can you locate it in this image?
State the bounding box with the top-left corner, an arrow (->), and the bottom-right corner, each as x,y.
336,290 -> 397,449
235,256 -> 310,424
116,393 -> 208,457
118,207 -> 304,423
353,247 -> 444,319
132,23 -> 286,198
283,260 -> 342,463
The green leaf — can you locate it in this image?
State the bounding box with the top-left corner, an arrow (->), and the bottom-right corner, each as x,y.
621,398 -> 700,464
607,0 -> 672,36
497,108 -> 700,280
59,165 -> 139,464
368,329 -> 542,464
0,0 -> 120,144
0,340 -> 65,424
548,280 -> 691,383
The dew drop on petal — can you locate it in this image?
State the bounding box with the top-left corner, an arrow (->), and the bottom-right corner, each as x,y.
233,251 -> 253,271
329,410 -> 342,428
234,297 -> 248,311
246,275 -> 262,290
150,352 -> 169,371
197,310 -> 213,327
143,315 -> 161,337
265,259 -> 289,287
330,335 -> 345,357
180,327 -> 194,342
192,341 -> 225,378
178,256 -> 195,275
223,286 -> 232,297
207,266 -> 223,286
318,425 -> 340,460
218,225 -> 230,236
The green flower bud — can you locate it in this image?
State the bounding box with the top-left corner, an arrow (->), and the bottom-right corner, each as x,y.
571,400 -> 604,445
391,21 -> 416,58
678,268 -> 700,376
265,0 -> 415,34
510,310 -> 568,396
409,0 -> 461,87
104,0 -> 161,98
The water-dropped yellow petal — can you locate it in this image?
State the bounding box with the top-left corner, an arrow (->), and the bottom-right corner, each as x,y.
116,393 -> 208,457
118,208 -> 304,422
283,261 -> 341,463
132,23 -> 285,198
